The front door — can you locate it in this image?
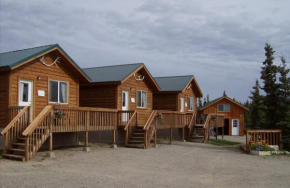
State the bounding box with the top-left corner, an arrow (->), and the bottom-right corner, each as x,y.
19,79 -> 33,120
180,97 -> 184,112
232,119 -> 239,135
122,91 -> 129,122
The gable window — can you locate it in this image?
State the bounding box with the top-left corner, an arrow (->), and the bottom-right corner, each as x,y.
188,97 -> 194,111
218,104 -> 230,112
49,80 -> 68,104
137,90 -> 147,108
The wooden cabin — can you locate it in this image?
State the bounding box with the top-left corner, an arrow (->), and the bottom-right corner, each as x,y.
198,96 -> 249,136
80,63 -> 160,125
0,44 -> 90,131
153,75 -> 203,114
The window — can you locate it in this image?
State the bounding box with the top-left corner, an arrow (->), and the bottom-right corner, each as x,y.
217,104 -> 230,112
49,80 -> 68,104
137,90 -> 147,108
188,97 -> 194,111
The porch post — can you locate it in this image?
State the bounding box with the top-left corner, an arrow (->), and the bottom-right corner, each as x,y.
170,128 -> 173,145
222,126 -> 224,139
182,127 -> 186,142
46,110 -> 55,158
111,129 -> 117,148
3,133 -> 8,154
83,111 -> 91,152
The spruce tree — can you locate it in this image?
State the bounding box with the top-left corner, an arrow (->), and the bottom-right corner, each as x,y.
249,80 -> 265,128
260,43 -> 279,128
198,98 -> 203,108
203,97 -> 207,106
206,94 -> 210,103
223,90 -> 227,97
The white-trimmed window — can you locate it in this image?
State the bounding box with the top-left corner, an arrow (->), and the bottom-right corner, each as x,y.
137,90 -> 147,108
218,104 -> 230,112
49,80 -> 68,104
188,97 -> 194,111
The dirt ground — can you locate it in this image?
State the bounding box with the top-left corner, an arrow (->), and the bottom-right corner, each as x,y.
0,140 -> 289,188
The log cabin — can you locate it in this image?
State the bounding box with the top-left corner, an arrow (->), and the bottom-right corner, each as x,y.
153,75 -> 203,114
0,44 -> 119,161
198,96 -> 249,136
80,63 -> 161,125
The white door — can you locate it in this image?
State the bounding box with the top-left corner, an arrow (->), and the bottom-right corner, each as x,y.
180,97 -> 184,112
232,119 -> 239,135
122,91 -> 129,122
19,79 -> 33,121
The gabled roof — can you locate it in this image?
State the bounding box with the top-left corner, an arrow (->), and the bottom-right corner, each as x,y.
0,44 -> 91,81
83,63 -> 143,83
154,75 -> 203,97
83,63 -> 161,91
198,96 -> 249,111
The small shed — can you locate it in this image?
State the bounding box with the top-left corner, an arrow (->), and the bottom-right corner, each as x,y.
198,96 -> 249,136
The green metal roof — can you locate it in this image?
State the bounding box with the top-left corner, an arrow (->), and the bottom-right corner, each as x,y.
83,63 -> 143,83
0,44 -> 91,81
154,75 -> 193,91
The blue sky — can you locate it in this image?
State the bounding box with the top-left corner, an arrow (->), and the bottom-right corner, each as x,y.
0,0 -> 289,102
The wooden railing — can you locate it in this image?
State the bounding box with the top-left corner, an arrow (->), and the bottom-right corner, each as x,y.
245,130 -> 283,154
118,111 -> 135,127
124,111 -> 138,145
8,106 -> 27,122
144,110 -> 158,149
22,106 -> 53,161
52,106 -> 118,132
203,114 -> 211,142
155,111 -> 188,129
1,106 -> 30,155
202,113 -> 225,142
187,114 -> 196,139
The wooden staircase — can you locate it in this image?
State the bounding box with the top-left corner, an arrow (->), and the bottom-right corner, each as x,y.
2,137 -> 26,161
188,124 -> 204,143
126,126 -> 145,148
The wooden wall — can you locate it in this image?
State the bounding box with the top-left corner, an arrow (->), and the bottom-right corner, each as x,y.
0,71 -> 9,128
178,88 -> 197,114
199,98 -> 246,136
117,71 -> 153,125
79,85 -> 117,109
9,51 -> 80,119
153,93 -> 177,111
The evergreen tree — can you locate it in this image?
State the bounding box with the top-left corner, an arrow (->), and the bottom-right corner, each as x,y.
260,43 -> 279,128
203,97 -> 207,106
223,90 -> 227,97
206,94 -> 210,103
198,98 -> 203,108
249,80 -> 265,128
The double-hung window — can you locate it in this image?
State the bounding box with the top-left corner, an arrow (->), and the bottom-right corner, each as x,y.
49,80 -> 68,104
137,90 -> 147,108
217,104 -> 230,112
188,97 -> 194,111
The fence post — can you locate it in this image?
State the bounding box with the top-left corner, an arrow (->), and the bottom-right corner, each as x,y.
279,131 -> 283,150
246,131 -> 249,154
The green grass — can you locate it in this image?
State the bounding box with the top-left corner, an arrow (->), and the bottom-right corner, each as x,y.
207,139 -> 242,146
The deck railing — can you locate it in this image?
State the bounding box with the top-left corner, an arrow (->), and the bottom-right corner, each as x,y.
1,106 -> 30,155
155,110 -> 189,129
245,129 -> 283,153
187,114 -> 196,139
124,111 -> 138,145
144,110 -> 158,149
22,106 -> 53,161
52,106 -> 118,132
117,111 -> 135,127
8,106 -> 27,122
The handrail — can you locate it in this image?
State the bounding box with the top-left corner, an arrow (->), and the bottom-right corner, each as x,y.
247,130 -> 282,133
187,113 -> 195,129
54,106 -> 118,112
124,111 -> 137,131
7,106 -> 26,110
1,106 -> 30,135
144,110 -> 157,130
203,114 -> 212,129
22,106 -> 53,136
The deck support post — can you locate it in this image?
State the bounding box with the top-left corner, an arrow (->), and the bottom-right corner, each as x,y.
222,126 -> 224,139
111,129 -> 117,148
246,131 -> 249,154
153,129 -> 157,147
3,133 -> 8,154
170,128 -> 173,145
181,127 -> 186,142
49,133 -> 53,151
25,137 -> 29,161
216,125 -> 218,140
83,131 -> 91,152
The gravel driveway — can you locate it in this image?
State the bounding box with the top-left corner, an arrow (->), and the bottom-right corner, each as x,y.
0,141 -> 289,188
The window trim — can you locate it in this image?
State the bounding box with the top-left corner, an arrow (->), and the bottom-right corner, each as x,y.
217,104 -> 230,112
136,90 -> 147,108
188,97 -> 194,111
48,79 -> 69,104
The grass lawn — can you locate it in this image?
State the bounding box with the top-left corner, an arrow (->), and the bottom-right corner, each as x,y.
207,139 -> 242,146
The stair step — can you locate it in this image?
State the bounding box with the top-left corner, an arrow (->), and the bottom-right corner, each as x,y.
12,143 -> 25,146
18,137 -> 25,141
129,140 -> 144,144
191,135 -> 204,139
2,154 -> 25,161
132,133 -> 144,136
7,148 -> 25,153
195,124 -> 204,127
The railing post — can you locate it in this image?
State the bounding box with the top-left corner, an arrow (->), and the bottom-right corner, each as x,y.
25,137 -> 29,161
182,127 -> 185,141
279,131 -> 283,151
144,130 -> 148,149
3,133 -> 8,154
170,128 -> 173,145
125,129 -> 129,146
85,111 -> 90,147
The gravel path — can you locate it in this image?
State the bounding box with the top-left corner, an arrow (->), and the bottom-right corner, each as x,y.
0,141 -> 289,188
